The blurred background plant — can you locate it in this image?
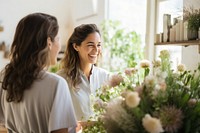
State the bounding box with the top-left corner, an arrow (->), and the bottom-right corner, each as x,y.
48,63 -> 60,73
100,20 -> 144,72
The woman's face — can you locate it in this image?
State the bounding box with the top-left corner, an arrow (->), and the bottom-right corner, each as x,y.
74,32 -> 101,65
49,34 -> 61,65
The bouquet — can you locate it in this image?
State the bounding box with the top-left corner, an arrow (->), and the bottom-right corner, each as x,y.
83,50 -> 200,133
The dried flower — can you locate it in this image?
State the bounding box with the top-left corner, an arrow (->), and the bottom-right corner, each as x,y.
177,64 -> 186,72
102,97 -> 136,132
188,98 -> 197,107
124,67 -> 137,76
140,59 -> 151,68
108,74 -> 124,87
158,106 -> 183,133
145,75 -> 156,88
125,91 -> 140,108
153,60 -> 161,68
142,114 -> 164,133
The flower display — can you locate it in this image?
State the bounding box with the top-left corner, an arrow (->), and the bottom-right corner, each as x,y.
83,50 -> 200,133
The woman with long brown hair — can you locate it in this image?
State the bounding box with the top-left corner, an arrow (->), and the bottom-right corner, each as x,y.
57,24 -> 110,121
0,13 -> 77,133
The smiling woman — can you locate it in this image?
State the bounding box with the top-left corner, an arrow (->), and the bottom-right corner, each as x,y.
57,24 -> 110,122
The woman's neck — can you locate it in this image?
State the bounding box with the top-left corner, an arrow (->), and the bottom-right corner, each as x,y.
80,63 -> 92,79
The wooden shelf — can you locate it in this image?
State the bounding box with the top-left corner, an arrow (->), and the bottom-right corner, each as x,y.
155,40 -> 200,53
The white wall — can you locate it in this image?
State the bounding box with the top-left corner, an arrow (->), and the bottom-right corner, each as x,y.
0,0 -> 71,69
0,0 -> 70,45
182,46 -> 200,71
68,0 -> 107,32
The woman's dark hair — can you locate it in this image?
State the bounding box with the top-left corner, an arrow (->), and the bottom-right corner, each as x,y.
1,13 -> 59,102
61,24 -> 100,88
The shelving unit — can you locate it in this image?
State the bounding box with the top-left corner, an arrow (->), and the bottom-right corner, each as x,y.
155,40 -> 200,53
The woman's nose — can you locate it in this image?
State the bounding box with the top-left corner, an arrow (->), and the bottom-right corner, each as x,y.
93,45 -> 98,52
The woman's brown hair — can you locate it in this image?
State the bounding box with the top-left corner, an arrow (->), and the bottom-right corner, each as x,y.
1,13 -> 59,102
61,24 -> 100,88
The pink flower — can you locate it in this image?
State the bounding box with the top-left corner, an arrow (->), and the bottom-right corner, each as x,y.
108,74 -> 124,87
124,67 -> 137,76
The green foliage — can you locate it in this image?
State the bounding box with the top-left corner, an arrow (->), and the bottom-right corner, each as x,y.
48,63 -> 60,73
184,7 -> 200,31
100,20 -> 143,71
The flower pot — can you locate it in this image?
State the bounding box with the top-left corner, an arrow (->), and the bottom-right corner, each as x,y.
187,29 -> 198,40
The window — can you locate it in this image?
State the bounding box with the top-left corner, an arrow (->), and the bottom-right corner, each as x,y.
108,0 -> 147,45
101,0 -> 147,71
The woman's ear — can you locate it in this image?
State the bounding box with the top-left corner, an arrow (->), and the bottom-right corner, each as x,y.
47,37 -> 53,50
73,43 -> 79,52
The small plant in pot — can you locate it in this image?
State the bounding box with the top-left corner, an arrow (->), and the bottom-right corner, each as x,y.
184,7 -> 200,40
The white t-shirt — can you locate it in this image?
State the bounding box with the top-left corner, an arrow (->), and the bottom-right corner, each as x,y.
0,71 -> 77,133
57,66 -> 110,121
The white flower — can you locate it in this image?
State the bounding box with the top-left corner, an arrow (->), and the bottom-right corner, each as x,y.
145,75 -> 156,88
177,64 -> 186,72
125,91 -> 140,108
142,114 -> 164,133
140,59 -> 151,68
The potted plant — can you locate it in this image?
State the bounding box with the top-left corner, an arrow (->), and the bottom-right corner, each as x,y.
184,7 -> 200,40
